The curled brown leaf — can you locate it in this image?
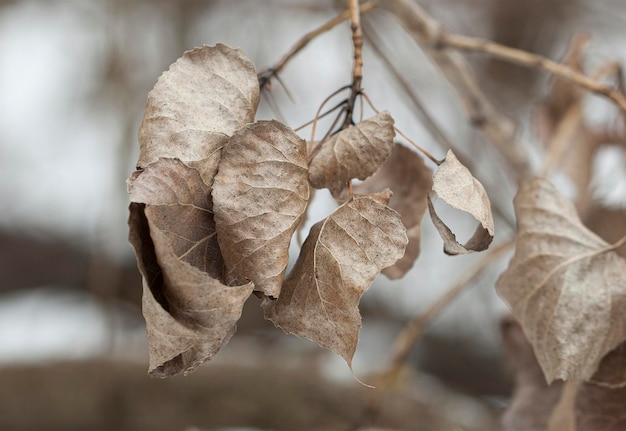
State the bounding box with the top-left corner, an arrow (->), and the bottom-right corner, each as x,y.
128,159 -> 254,377
308,111 -> 395,197
137,44 -> 260,185
497,177 -> 626,383
263,190 -> 407,366
428,150 -> 494,255
211,120 -> 309,298
354,143 -> 432,279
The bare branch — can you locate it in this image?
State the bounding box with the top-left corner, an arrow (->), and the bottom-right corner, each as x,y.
259,1 -> 376,90
377,0 -> 534,182
440,32 -> 626,115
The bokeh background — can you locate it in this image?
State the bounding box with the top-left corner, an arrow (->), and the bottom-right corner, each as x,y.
1,1 -> 625,430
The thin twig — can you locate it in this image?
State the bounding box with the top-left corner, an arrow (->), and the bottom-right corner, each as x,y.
376,0 -> 533,182
363,21 -> 456,152
342,0 -> 365,129
258,1 -> 376,90
440,32 -> 626,115
381,237 -> 515,385
360,91 -> 441,164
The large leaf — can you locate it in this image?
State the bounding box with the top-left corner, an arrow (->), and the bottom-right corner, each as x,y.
428,150 -> 494,255
211,120 -> 309,298
308,111 -> 395,197
128,159 -> 254,377
263,190 -> 407,366
137,44 -> 260,185
497,177 -> 626,383
354,143 -> 432,279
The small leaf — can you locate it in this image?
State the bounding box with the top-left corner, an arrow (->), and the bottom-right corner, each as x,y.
354,143 -> 432,278
137,44 -> 260,185
128,159 -> 254,377
211,120 -> 309,298
264,190 -> 407,367
496,177 -> 626,383
308,111 -> 395,197
428,150 -> 494,255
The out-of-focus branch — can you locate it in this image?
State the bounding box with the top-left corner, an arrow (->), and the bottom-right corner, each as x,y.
440,32 -> 626,115
376,0 -> 534,182
381,238 -> 515,386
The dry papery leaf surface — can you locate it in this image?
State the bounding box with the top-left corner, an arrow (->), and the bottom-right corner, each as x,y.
497,177 -> 626,384
354,143 -> 432,279
308,111 -> 395,198
128,159 -> 254,377
428,150 -> 494,255
263,190 -> 407,367
211,120 -> 309,298
137,44 -> 259,185
128,44 -> 416,376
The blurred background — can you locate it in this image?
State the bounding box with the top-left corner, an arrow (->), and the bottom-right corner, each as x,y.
0,0 -> 625,430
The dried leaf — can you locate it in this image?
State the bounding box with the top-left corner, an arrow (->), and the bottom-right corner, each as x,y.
128,159 -> 254,377
137,44 -> 260,185
500,317 -> 565,431
497,177 -> 626,383
264,190 -> 407,366
428,150 -> 494,255
308,111 -> 395,197
211,120 -> 309,298
354,144 -> 432,278
576,380 -> 626,430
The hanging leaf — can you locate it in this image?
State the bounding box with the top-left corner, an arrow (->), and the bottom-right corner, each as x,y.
497,177 -> 626,383
263,190 -> 407,367
428,150 -> 494,255
308,111 -> 395,197
354,143 -> 432,278
137,44 -> 260,185
211,120 -> 309,298
128,159 -> 254,377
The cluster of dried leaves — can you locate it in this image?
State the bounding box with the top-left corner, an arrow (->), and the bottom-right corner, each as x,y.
127,44 -> 495,377
127,38 -> 626,428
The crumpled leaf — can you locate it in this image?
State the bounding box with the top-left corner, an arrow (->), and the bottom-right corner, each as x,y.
497,177 -> 626,383
354,143 -> 432,279
137,44 -> 260,185
128,159 -> 254,377
211,120 -> 309,298
263,190 -> 407,366
428,150 -> 494,255
308,111 -> 395,197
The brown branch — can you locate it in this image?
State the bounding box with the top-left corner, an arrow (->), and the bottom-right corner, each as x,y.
363,21 -> 456,153
440,32 -> 626,115
259,1 -> 376,90
342,0 -> 365,129
376,0 -> 534,182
